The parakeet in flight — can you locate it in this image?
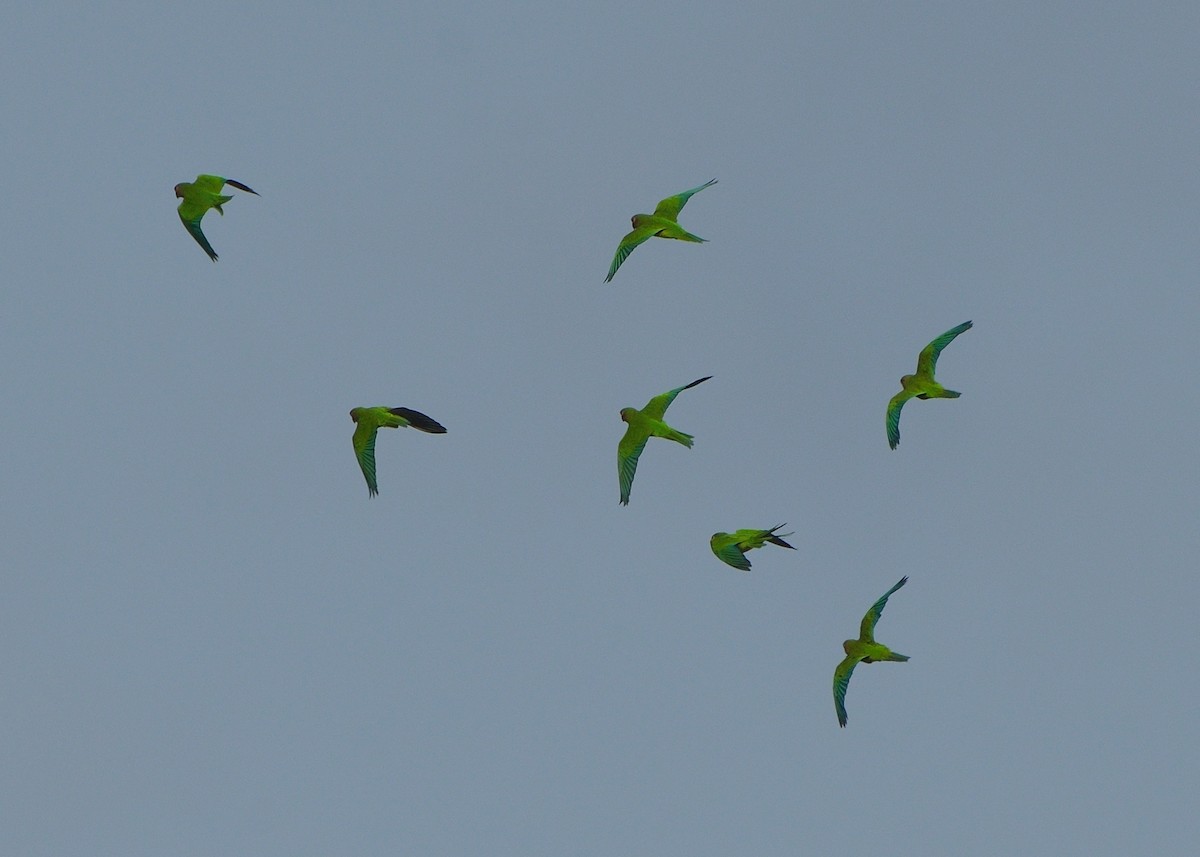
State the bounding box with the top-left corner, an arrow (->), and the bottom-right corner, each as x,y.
617,376 -> 711,505
709,525 -> 796,571
605,179 -> 717,282
174,174 -> 259,261
349,406 -> 446,497
886,321 -> 973,449
833,576 -> 910,728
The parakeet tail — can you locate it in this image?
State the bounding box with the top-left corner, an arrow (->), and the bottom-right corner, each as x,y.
662,427 -> 695,448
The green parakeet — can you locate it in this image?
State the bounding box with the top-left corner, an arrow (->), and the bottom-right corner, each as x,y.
349,406 -> 446,497
617,376 -> 711,505
605,179 -> 717,282
833,576 -> 910,728
886,321 -> 972,449
174,174 -> 259,261
709,525 -> 795,571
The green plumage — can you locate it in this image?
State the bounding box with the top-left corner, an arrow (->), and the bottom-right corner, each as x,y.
886,320 -> 972,449
349,405 -> 446,497
617,376 -> 711,505
605,179 -> 717,282
174,174 -> 259,261
833,576 -> 910,728
709,525 -> 795,571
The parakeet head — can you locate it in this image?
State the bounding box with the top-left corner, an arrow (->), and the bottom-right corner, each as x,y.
900,373 -> 916,387
349,408 -> 362,423
173,183 -> 186,198
843,640 -> 857,655
630,214 -> 647,229
619,407 -> 635,422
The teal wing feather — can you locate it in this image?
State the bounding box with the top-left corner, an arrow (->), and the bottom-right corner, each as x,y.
833,654 -> 859,727
642,376 -> 711,420
886,391 -> 913,450
617,427 -> 649,505
713,540 -> 752,571
651,179 -> 717,221
352,422 -> 381,497
606,224 -> 657,282
859,576 -> 908,642
178,209 -> 218,261
916,320 -> 972,378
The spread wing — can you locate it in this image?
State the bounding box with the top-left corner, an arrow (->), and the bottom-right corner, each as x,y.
605,224 -> 658,282
886,390 -> 914,450
859,576 -> 908,643
651,178 -> 717,221
642,376 -> 712,420
916,320 -> 972,379
389,407 -> 446,434
224,178 -> 258,195
352,421 -> 381,497
177,206 -> 218,261
833,654 -> 860,728
616,424 -> 649,506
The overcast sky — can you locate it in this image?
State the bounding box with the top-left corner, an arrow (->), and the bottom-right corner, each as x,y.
3,3 -> 1199,855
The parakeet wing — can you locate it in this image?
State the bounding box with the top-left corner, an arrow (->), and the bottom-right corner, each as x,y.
651,179 -> 717,221
642,376 -> 712,420
617,426 -> 649,505
178,209 -> 218,261
606,225 -> 658,282
833,654 -> 860,727
191,174 -> 228,192
886,390 -> 914,450
859,576 -> 908,642
352,421 -> 381,496
916,320 -> 972,379
713,539 -> 752,571
389,407 -> 446,433
224,179 -> 258,195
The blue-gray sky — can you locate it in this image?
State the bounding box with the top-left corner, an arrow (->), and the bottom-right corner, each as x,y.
3,3 -> 1199,855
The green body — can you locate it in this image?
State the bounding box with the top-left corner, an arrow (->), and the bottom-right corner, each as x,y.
605,179 -> 717,282
886,320 -> 972,449
174,174 -> 258,261
350,405 -> 446,497
833,576 -> 910,727
709,525 -> 795,571
617,376 -> 711,505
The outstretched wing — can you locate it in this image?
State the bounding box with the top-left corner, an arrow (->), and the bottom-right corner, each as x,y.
916,320 -> 972,379
860,576 -> 908,642
224,178 -> 259,195
886,390 -> 914,450
642,375 -> 712,420
605,224 -> 658,282
651,179 -> 717,221
352,421 -> 381,497
178,207 -> 218,261
389,407 -> 447,434
833,654 -> 860,728
616,424 -> 649,505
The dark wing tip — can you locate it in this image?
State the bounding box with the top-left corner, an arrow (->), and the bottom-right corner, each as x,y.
390,407 -> 447,433
225,179 -> 259,195
685,375 -> 713,390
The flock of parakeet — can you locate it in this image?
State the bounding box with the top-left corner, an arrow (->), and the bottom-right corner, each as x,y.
175,173 -> 973,727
